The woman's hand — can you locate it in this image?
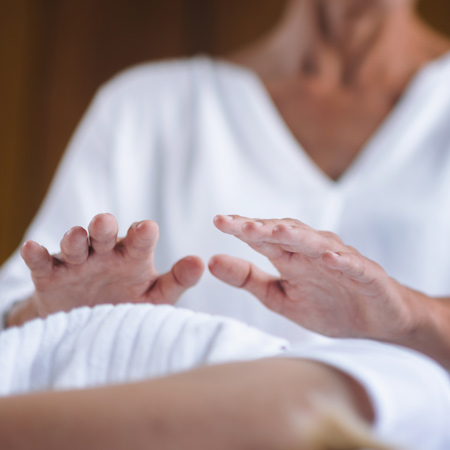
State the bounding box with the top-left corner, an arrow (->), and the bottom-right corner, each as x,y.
7,213 -> 204,327
210,215 -> 423,342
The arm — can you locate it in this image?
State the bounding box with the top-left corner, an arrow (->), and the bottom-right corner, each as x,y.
389,293 -> 450,370
0,86 -> 117,327
0,76 -> 167,329
0,358 -> 386,450
5,213 -> 204,328
210,215 -> 450,369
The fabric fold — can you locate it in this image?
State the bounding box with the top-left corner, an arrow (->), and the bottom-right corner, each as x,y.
0,303 -> 288,395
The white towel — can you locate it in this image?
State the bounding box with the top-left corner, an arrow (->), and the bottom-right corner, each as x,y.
0,303 -> 289,396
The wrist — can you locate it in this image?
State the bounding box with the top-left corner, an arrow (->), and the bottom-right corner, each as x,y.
378,280 -> 426,343
386,283 -> 450,368
5,295 -> 44,328
392,283 -> 430,340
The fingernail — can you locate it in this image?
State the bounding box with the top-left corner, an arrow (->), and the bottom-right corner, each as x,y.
254,221 -> 264,227
224,215 -> 234,221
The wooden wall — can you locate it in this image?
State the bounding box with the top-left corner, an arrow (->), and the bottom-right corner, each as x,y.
1,0 -> 449,264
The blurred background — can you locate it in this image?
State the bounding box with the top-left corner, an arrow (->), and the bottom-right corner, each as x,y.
1,0 -> 450,264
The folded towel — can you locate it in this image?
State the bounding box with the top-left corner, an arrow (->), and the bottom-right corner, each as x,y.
0,303 -> 289,396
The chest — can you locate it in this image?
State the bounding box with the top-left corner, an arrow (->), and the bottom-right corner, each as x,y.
266,80 -> 397,180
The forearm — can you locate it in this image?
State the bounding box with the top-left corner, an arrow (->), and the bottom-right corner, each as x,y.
0,359 -> 378,450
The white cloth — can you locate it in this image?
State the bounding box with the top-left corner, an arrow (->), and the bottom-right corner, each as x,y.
285,341 -> 450,450
1,54 -> 450,447
1,303 -> 449,450
0,303 -> 288,395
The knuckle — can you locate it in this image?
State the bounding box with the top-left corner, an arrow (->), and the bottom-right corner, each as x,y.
320,231 -> 343,244
350,255 -> 366,277
238,263 -> 253,289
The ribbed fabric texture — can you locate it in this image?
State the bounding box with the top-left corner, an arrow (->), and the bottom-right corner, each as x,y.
0,303 -> 288,396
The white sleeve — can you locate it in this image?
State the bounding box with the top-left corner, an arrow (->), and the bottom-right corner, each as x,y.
0,60 -> 196,329
0,85 -> 116,327
283,339 -> 450,450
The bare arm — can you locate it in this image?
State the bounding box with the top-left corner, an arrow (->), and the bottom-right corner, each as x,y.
388,293 -> 450,371
0,358 -> 387,450
210,215 -> 450,370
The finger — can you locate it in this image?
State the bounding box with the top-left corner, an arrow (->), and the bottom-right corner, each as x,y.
240,222 -> 306,259
227,220 -> 327,261
233,221 -> 288,259
241,218 -> 309,242
213,215 -> 304,238
214,216 -> 287,259
121,220 -> 159,261
213,214 -> 248,237
318,230 -> 344,245
60,226 -> 89,264
208,254 -> 285,309
245,240 -> 287,259
215,215 -> 320,259
151,256 -> 205,305
322,251 -> 380,285
88,213 -> 119,254
20,241 -> 53,279
272,224 -> 341,258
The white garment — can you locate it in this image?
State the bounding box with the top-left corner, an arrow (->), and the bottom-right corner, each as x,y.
1,303 -> 448,450
1,55 -> 450,448
0,303 -> 288,395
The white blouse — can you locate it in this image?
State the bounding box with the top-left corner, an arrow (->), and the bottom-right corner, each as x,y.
1,54 -> 450,448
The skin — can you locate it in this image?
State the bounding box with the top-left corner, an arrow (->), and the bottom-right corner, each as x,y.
3,1 -> 450,447
7,213 -> 204,327
210,215 -> 450,371
8,0 -> 450,352
5,214 -> 390,449
209,215 -> 417,340
229,0 -> 450,180
208,0 -> 450,368
0,359 -> 390,450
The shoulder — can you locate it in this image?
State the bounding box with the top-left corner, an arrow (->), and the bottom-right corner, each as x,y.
96,57 -> 241,100
92,57 -> 253,108
83,56 -> 256,132
102,58 -> 201,95
424,50 -> 450,88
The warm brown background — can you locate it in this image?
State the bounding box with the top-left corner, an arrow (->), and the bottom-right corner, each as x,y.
1,0 -> 450,264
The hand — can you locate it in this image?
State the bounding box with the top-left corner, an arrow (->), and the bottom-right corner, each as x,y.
9,214 -> 204,326
209,215 -> 420,341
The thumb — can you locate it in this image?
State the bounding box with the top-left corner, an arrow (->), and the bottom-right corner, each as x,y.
149,256 -> 205,305
208,254 -> 283,308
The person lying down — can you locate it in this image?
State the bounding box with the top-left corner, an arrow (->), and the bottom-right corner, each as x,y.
2,213 -> 450,449
1,301 -> 393,450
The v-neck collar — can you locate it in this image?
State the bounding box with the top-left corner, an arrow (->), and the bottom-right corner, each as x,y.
218,50 -> 450,193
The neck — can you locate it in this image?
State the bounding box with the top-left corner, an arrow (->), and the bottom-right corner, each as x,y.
228,0 -> 448,88
299,0 -> 412,85
298,0 -> 398,49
